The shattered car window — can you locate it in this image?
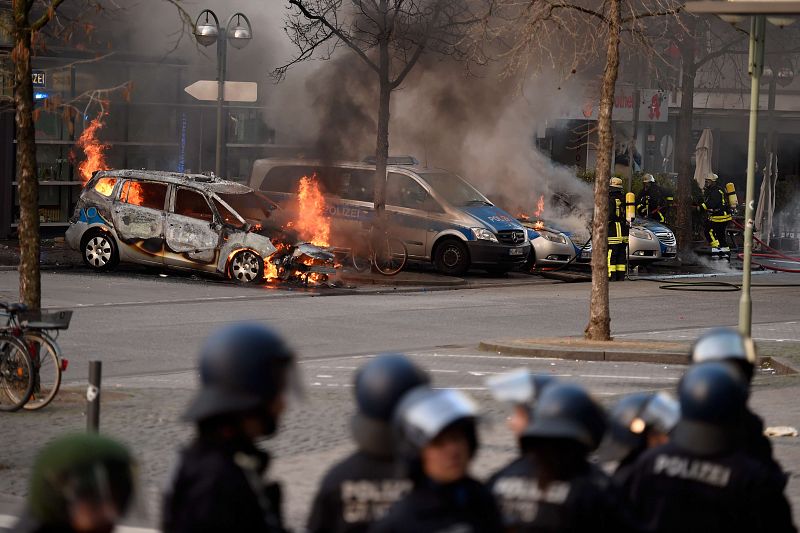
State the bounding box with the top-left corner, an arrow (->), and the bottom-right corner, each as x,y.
213,198 -> 242,227
217,191 -> 276,224
175,188 -> 214,222
93,177 -> 117,197
120,180 -> 168,211
419,172 -> 490,207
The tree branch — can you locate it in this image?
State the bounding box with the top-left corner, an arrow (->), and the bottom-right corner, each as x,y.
31,0 -> 66,32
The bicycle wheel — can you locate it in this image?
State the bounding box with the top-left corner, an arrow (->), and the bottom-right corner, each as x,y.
350,244 -> 372,273
373,237 -> 408,276
0,336 -> 34,412
21,331 -> 62,410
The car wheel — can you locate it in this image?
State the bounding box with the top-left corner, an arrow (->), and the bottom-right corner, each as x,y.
434,239 -> 469,276
81,230 -> 119,272
228,250 -> 265,284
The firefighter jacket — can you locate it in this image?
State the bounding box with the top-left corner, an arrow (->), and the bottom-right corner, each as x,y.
162,436 -> 287,533
368,476 -> 503,533
608,190 -> 630,243
702,185 -> 732,223
624,441 -> 796,533
307,450 -> 411,533
636,184 -> 668,221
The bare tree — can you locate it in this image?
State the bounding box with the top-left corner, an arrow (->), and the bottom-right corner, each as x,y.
275,0 -> 486,219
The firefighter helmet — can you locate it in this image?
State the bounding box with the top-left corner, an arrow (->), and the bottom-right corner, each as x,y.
486,369 -> 556,408
643,173 -> 655,183
610,177 -> 624,189
690,328 -> 757,382
521,383 -> 606,451
706,173 -> 719,182
672,362 -> 748,455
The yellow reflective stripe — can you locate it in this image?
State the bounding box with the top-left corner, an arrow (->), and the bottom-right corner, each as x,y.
608,238 -> 623,244
710,215 -> 732,222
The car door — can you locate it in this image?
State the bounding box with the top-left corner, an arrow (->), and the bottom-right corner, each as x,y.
111,179 -> 168,264
386,172 -> 433,259
164,187 -> 221,269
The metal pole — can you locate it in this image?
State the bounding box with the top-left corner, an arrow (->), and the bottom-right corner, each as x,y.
87,361 -> 102,432
739,15 -> 766,338
215,29 -> 227,178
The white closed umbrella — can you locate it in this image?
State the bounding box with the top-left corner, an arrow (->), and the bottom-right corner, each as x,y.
693,128 -> 713,189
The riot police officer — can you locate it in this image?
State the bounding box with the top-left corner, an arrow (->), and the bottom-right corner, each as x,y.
690,328 -> 779,469
13,433 -> 136,533
636,174 -> 669,223
625,362 -> 795,532
700,173 -> 732,259
163,323 -> 297,533
511,382 -> 621,532
608,177 -> 629,281
485,369 -> 555,530
370,386 -> 502,532
598,391 -> 679,486
307,354 -> 430,533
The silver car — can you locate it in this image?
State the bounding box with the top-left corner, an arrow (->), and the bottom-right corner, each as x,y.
519,222 -> 577,269
575,222 -> 665,263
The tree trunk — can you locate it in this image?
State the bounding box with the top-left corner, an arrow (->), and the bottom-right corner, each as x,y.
585,0 -> 621,341
12,13 -> 41,310
674,19 -> 697,260
373,15 -> 391,222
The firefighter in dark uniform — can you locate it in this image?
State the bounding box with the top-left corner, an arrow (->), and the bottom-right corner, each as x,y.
608,177 -> 629,281
506,382 -> 622,532
636,174 -> 670,223
690,328 -> 782,472
598,391 -> 679,487
701,173 -> 732,259
625,362 -> 796,532
307,354 -> 430,533
163,323 -> 298,533
370,386 -> 502,533
485,370 -> 555,530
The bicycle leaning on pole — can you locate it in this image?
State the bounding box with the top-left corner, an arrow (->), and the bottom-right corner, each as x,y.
348,220 -> 409,276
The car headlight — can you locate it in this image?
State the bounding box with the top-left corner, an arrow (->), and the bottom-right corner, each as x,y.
472,228 -> 498,243
630,227 -> 653,240
540,231 -> 567,244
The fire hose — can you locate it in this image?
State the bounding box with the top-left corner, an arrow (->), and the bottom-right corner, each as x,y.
729,219 -> 800,274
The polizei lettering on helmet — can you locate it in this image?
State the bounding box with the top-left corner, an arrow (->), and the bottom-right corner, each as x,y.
652,455 -> 732,487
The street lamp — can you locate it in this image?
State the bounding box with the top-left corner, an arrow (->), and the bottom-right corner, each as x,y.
686,1 -> 800,337
193,9 -> 253,178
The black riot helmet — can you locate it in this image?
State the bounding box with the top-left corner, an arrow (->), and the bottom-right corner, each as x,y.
521,383 -> 606,452
183,322 -> 297,433
350,354 -> 431,457
690,328 -> 757,383
487,369 -> 556,413
672,362 -> 748,455
599,392 -> 680,462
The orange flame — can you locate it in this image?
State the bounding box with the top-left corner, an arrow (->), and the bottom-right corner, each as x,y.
94,178 -> 116,196
294,174 -> 331,247
533,220 -> 545,231
534,195 -> 545,218
76,112 -> 110,186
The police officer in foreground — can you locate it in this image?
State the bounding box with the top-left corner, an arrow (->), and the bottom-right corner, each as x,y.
370,386 -> 502,532
163,323 -> 298,533
512,382 -> 621,532
625,362 -> 796,532
485,369 -> 556,530
608,177 -> 630,281
598,391 -> 679,486
700,173 -> 732,259
307,354 -> 430,533
13,433 -> 136,533
690,328 -> 779,470
636,174 -> 669,223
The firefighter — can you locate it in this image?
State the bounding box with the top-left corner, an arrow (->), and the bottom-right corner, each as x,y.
370,386 -> 502,532
163,323 -> 298,533
598,391 -> 679,487
690,328 -> 780,470
608,177 -> 629,281
701,173 -> 732,259
13,433 -> 135,533
307,354 -> 430,533
625,362 -> 796,532
636,173 -> 669,223
509,382 -> 622,532
485,370 -> 556,530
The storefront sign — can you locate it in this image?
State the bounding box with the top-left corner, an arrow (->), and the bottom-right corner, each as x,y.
32,70 -> 46,88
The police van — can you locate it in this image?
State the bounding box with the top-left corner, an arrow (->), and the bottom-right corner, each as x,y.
249,157 -> 531,275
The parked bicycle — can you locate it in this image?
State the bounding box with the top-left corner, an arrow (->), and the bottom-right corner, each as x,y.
349,223 -> 408,276
0,302 -> 71,410
0,304 -> 34,412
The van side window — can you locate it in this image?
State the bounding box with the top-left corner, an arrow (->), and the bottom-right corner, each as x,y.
263,166 -> 315,194
93,177 -> 117,197
387,173 -> 431,210
119,180 -> 168,211
174,188 -> 213,222
341,170 -> 374,203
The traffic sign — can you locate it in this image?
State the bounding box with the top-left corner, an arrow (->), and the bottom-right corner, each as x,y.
184,80 -> 258,102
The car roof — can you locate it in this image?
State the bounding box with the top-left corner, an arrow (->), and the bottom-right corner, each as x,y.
96,169 -> 252,195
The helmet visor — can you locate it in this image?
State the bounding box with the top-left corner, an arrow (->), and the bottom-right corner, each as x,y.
403,389 -> 479,447
640,392 -> 680,435
487,369 -> 534,405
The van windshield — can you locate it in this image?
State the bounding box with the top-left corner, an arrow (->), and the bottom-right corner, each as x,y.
217,191 -> 277,223
418,172 -> 492,207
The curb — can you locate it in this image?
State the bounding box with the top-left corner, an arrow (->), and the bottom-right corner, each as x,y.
478,340 -> 688,365
340,273 -> 466,287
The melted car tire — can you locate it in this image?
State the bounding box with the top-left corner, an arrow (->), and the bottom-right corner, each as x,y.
434,238 -> 470,276
81,230 -> 119,272
228,250 -> 265,284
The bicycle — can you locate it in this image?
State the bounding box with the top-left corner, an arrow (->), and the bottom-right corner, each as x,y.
0,302 -> 70,410
0,305 -> 35,412
349,223 -> 408,276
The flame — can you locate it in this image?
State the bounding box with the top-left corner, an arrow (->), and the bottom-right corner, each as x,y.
122,180 -> 145,205
294,175 -> 330,247
76,112 -> 110,186
94,178 -> 116,196
517,212 -> 530,221
534,220 -> 545,231
534,195 -> 545,218
264,243 -> 289,281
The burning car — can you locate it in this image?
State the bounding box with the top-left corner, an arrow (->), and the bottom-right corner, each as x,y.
517,218 -> 577,270
65,170 -> 335,284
